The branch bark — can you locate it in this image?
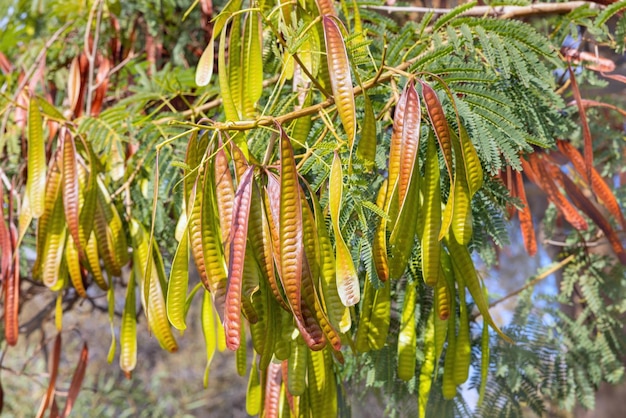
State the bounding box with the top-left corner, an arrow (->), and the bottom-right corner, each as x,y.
364,1 -> 600,19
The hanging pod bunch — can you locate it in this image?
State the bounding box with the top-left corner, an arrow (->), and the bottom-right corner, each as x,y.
166,121 -> 351,413
28,106 -> 129,298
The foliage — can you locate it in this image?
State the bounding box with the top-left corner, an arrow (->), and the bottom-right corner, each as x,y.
2,0 -> 626,416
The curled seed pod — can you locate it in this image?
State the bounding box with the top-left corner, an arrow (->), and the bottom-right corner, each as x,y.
195,36 -> 214,87
329,152 -> 359,306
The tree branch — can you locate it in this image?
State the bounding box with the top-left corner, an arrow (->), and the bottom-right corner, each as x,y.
488,254 -> 576,310
363,1 -> 600,19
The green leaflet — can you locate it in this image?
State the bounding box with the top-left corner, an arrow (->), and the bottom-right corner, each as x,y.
447,237 -> 512,343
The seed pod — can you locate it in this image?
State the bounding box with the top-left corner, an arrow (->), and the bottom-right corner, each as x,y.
27,97 -> 46,218
322,16 -> 356,147
287,338 -> 308,396
418,311 -> 436,418
246,357 -> 262,416
397,280 -> 417,381
166,228 -> 190,331
224,167 -> 254,350
196,35 -> 215,87
420,132 -> 441,287
201,290 -> 217,387
120,270 -> 137,378
368,280 -> 391,350
329,152 -> 359,306
62,132 -> 82,257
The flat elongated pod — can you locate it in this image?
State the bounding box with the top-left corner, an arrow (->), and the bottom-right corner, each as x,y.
65,235 -> 86,297
218,24 -> 239,121
236,321 -> 247,376
5,226 -> 19,346
62,132 -> 82,257
196,35 -> 214,87
277,123 -> 317,346
130,219 -> 178,352
389,151 -> 420,279
120,270 -> 137,377
214,144 -> 235,258
264,362 -> 283,418
28,98 -> 46,218
316,0 -> 336,16
357,92 -> 377,167
323,17 -> 356,147
447,237 -> 511,343
224,166 -> 254,350
287,339 -> 308,396
420,133 -> 441,287
309,185 -> 350,332
244,12 -> 263,106
250,183 -> 289,311
557,139 -> 626,230
525,154 -> 588,231
420,81 -> 453,182
329,152 -> 360,306
246,357 -> 262,416
354,277 -> 374,352
418,311 -> 436,418
458,124 -> 483,197
397,80 -> 421,206
372,181 -> 389,282
0,186 -> 10,282
368,280 -> 391,350
397,280 -> 417,381
450,132 -> 472,245
33,158 -> 62,280
301,256 -> 339,351
167,228 -> 190,331
387,86 -> 408,205
441,287 -> 457,400
41,194 -> 66,290
512,170 -> 537,256
201,291 -> 217,387
85,231 -> 108,289
60,342 -> 89,418
201,161 -> 229,319
454,277 -> 471,385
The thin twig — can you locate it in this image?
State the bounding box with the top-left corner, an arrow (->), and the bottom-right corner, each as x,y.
0,21 -> 72,151
488,254 -> 575,310
85,0 -> 104,117
363,1 -> 598,18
